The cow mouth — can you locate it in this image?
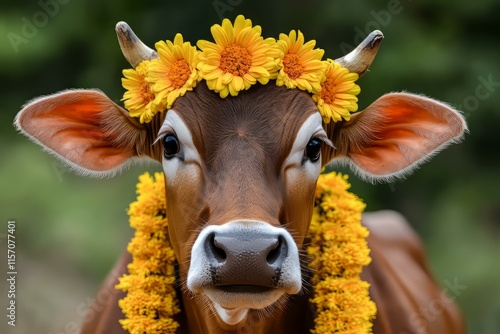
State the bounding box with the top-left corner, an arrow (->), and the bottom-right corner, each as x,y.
215,285 -> 274,294
204,285 -> 284,311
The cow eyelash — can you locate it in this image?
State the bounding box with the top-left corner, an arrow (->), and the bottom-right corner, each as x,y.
153,130 -> 182,160
302,134 -> 335,164
153,128 -> 176,146
314,136 -> 335,149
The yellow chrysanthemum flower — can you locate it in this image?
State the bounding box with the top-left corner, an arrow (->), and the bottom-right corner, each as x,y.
313,59 -> 361,123
121,60 -> 160,124
147,33 -> 200,112
276,30 -> 325,94
308,172 -> 376,333
196,15 -> 280,98
116,172 -> 180,334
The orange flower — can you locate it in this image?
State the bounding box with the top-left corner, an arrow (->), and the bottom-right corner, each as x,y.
276,30 -> 325,93
313,59 -> 360,123
121,60 -> 159,124
197,15 -> 279,98
147,34 -> 200,113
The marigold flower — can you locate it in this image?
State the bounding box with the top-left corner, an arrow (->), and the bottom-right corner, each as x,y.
313,59 -> 361,123
196,15 -> 280,98
121,60 -> 160,124
116,172 -> 180,333
147,33 -> 200,113
276,30 -> 325,93
308,172 -> 376,333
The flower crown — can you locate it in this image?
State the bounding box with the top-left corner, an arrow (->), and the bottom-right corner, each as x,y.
119,15 -> 364,124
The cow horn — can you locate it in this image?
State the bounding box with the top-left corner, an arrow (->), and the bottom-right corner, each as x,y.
115,21 -> 158,68
335,30 -> 384,77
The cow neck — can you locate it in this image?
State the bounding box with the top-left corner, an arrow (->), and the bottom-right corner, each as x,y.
115,172 -> 376,333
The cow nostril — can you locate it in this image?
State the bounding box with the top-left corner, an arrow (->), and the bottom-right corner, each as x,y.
266,236 -> 285,265
208,233 -> 226,263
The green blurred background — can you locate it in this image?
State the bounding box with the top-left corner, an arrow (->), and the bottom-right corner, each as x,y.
0,0 -> 499,333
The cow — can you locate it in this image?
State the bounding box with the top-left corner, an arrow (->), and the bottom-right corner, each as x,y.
15,20 -> 467,334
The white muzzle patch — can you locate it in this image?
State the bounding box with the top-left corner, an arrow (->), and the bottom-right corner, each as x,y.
187,220 -> 302,324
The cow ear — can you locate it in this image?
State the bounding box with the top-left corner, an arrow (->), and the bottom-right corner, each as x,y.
15,89 -> 149,177
325,92 -> 467,182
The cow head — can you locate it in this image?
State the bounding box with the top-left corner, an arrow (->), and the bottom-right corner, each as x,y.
15,20 -> 466,326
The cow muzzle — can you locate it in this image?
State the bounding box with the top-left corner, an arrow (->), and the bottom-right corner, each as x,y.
187,220 -> 301,323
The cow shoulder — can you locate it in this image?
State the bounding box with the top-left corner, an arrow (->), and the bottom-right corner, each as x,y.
361,210 -> 466,334
80,250 -> 130,334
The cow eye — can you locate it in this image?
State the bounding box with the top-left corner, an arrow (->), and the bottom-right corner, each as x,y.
162,135 -> 180,159
305,137 -> 322,162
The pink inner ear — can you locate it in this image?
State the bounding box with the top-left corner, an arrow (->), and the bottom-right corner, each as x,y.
345,93 -> 467,178
16,89 -> 142,174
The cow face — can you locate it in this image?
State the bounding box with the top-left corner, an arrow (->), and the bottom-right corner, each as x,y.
159,84 -> 322,323
15,23 -> 466,328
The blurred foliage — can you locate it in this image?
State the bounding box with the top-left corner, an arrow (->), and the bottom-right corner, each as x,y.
0,0 -> 499,333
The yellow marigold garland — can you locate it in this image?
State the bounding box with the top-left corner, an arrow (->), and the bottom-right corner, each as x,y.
115,172 -> 180,333
121,15 -> 360,124
308,172 -> 377,333
116,171 -> 376,333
